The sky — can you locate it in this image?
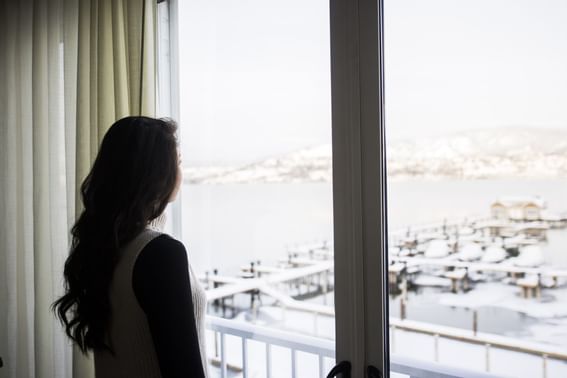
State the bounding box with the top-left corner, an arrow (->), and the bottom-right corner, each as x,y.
384,0 -> 567,140
177,0 -> 567,166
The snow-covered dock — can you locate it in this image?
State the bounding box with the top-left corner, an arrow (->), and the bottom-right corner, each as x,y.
201,261 -> 333,302
390,256 -> 567,278
199,201 -> 567,377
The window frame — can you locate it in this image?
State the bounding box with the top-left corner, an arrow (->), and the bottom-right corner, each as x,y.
162,0 -> 389,376
157,0 -> 182,238
330,0 -> 389,376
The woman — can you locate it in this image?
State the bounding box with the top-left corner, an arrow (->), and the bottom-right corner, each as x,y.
53,116 -> 207,377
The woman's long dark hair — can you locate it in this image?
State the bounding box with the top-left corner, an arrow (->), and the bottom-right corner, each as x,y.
53,116 -> 180,353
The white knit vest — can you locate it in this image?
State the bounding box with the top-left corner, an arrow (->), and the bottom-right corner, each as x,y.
94,229 -> 208,377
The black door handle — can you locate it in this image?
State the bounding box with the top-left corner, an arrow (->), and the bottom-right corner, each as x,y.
367,365 -> 381,378
327,360 -> 351,378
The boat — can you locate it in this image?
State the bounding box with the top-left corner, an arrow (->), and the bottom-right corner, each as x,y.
424,239 -> 450,258
481,245 -> 507,263
458,243 -> 482,261
514,245 -> 544,267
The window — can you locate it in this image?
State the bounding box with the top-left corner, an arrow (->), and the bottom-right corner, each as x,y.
385,0 -> 567,376
174,0 -> 339,376
164,1 -> 390,376
159,0 -> 567,376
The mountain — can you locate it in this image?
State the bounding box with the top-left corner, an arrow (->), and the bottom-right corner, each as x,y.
184,128 -> 567,184
388,128 -> 567,180
184,145 -> 331,184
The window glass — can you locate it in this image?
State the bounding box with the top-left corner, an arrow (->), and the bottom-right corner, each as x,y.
177,1 -> 336,375
385,0 -> 567,376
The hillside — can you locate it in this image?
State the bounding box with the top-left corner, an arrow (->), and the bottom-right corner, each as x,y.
184,128 -> 567,183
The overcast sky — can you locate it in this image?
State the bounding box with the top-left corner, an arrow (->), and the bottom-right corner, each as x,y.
178,0 -> 567,166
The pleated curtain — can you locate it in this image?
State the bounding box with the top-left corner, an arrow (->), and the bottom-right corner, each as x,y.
0,0 -> 157,377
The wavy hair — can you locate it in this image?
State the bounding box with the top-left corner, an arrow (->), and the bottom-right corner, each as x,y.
53,116 -> 179,353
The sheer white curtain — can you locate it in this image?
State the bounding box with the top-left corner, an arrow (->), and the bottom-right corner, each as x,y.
0,0 -> 156,377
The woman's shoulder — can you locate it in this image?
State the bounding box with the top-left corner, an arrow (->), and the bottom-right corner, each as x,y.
132,234 -> 193,315
139,233 -> 188,264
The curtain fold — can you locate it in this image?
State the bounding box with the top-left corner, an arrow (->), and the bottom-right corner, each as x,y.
76,0 -> 156,193
0,1 -> 157,377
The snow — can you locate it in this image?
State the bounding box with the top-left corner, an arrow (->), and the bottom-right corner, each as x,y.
481,245 -> 507,263
438,282 -> 567,320
458,243 -> 483,261
459,226 -> 476,235
205,300 -> 567,378
389,246 -> 401,257
413,275 -> 452,287
387,128 -> 567,181
425,240 -> 451,258
391,328 -> 567,378
517,275 -> 539,287
515,246 -> 545,267
417,231 -> 446,242
444,268 -> 468,280
503,234 -> 535,248
389,262 -> 406,273
185,128 -> 567,184
527,317 -> 567,348
540,211 -> 567,221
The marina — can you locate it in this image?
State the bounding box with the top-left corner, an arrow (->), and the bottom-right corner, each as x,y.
202,205 -> 567,304
198,197 -> 567,376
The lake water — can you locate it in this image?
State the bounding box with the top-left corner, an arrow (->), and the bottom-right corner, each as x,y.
181,178 -> 567,273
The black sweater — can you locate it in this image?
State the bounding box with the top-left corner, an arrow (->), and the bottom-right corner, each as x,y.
132,235 -> 206,378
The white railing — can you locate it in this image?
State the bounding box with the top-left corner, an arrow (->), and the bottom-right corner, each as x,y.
205,316 -> 501,378
390,318 -> 567,378
390,355 -> 501,378
207,316 -> 334,378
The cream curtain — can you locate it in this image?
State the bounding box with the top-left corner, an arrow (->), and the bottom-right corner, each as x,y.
0,0 -> 157,377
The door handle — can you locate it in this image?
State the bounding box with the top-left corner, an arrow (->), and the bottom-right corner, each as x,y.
327,360 -> 351,378
367,365 -> 381,378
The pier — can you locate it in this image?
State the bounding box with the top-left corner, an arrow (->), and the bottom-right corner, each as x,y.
200,211 -> 567,303
199,213 -> 567,376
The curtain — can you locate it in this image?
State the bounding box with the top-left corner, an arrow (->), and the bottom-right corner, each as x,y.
0,1 -> 157,377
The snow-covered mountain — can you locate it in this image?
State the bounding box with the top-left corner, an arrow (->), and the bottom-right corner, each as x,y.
388,128 -> 567,180
184,128 -> 567,184
184,145 -> 332,184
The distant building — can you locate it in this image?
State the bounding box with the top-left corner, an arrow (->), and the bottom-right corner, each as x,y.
490,196 -> 546,221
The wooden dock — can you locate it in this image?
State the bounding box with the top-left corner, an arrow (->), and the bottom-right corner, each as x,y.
202,260 -> 333,302
390,256 -> 567,278
201,213 -> 567,303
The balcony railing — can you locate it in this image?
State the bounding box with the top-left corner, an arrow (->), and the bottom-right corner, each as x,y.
205,316 -> 502,378
390,317 -> 567,377
207,315 -> 334,378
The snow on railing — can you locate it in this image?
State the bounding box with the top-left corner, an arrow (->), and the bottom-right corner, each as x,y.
206,316 -> 333,378
390,318 -> 567,378
205,316 -> 502,378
